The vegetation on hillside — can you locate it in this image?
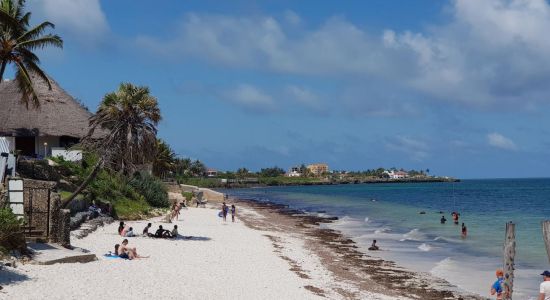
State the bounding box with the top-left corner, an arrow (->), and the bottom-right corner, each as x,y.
0,207 -> 25,256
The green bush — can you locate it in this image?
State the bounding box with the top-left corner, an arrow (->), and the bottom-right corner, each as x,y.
130,173 -> 169,208
0,208 -> 25,256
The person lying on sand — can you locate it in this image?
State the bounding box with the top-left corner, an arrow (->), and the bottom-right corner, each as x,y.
118,239 -> 148,259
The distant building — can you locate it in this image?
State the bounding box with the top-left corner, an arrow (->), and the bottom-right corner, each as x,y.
384,170 -> 409,179
307,163 -> 329,176
206,169 -> 218,177
286,166 -> 302,177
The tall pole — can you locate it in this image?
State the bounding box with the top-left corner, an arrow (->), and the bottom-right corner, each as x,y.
503,222 -> 516,300
542,221 -> 550,264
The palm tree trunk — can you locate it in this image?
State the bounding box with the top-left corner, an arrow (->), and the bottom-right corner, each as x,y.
0,60 -> 7,82
61,158 -> 103,208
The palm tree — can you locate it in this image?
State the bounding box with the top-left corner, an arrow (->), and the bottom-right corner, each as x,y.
62,83 -> 161,207
152,139 -> 175,178
174,157 -> 191,176
0,0 -> 63,107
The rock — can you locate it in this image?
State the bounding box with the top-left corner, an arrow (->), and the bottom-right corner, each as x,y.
58,179 -> 76,192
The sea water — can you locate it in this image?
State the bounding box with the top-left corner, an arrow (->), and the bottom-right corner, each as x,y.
222,179 -> 550,299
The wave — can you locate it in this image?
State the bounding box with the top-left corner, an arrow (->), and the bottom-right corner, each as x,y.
374,227 -> 392,234
418,243 -> 432,252
364,216 -> 369,223
400,228 -> 427,242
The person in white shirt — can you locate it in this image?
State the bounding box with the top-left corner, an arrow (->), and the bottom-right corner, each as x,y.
539,270 -> 550,300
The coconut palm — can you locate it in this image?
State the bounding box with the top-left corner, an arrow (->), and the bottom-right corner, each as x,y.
62,83 -> 161,207
0,0 -> 63,107
152,139 -> 175,178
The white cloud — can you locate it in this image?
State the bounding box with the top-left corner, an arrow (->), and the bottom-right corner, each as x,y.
386,136 -> 429,161
31,0 -> 109,45
223,84 -> 276,113
487,132 -> 517,151
284,85 -> 325,112
136,1 -> 550,111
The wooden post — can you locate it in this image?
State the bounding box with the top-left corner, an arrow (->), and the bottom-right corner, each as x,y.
543,221 -> 550,264
503,222 -> 515,300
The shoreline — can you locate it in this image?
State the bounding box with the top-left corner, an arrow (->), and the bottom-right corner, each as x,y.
234,198 -> 482,300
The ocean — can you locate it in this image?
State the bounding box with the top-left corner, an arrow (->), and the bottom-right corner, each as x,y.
222,178 -> 550,299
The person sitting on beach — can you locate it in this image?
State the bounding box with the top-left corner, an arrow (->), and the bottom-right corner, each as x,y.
119,239 -> 148,260
461,223 -> 467,238
231,204 -> 236,222
121,225 -> 130,237
171,225 -> 178,238
368,240 -> 379,251
142,223 -> 152,236
125,227 -> 135,237
154,225 -> 172,238
114,244 -> 128,259
440,215 -> 447,224
118,222 -> 125,236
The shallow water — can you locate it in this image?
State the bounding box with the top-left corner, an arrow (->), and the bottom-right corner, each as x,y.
222,179 -> 550,299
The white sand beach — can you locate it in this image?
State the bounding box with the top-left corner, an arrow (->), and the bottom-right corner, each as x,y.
1,205 -> 397,300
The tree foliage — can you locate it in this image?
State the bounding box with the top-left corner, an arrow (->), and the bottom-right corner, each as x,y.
0,0 -> 63,107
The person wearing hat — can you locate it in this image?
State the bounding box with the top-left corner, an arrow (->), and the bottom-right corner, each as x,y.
539,270 -> 550,300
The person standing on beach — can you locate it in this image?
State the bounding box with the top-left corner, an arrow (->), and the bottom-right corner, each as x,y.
222,202 -> 228,222
539,270 -> 550,300
231,204 -> 236,222
118,221 -> 125,235
490,269 -> 509,300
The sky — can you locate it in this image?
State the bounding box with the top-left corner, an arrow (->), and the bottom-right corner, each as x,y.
14,0 -> 550,178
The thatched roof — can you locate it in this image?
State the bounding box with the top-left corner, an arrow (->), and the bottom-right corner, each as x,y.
0,78 -> 93,138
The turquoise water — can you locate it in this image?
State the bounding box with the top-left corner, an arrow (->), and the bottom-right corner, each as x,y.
222,179 -> 550,299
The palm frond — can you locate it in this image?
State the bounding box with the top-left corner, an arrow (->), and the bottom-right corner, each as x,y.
23,59 -> 52,90
18,34 -> 62,50
17,21 -> 55,42
14,62 -> 39,108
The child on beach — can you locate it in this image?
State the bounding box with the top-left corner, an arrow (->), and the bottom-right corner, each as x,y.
368,240 -> 379,251
231,204 -> 236,222
490,269 -> 509,299
125,227 -> 135,237
171,225 -> 178,238
222,202 -> 228,222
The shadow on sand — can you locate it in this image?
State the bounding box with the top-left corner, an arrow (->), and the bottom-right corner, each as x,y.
0,267 -> 30,286
180,236 -> 211,241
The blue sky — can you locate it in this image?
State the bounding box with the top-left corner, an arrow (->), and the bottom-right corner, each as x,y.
17,0 -> 550,178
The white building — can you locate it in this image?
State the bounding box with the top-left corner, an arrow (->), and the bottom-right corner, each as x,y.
384,170 -> 409,179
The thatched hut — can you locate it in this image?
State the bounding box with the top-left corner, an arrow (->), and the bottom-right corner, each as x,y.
0,78 -> 92,159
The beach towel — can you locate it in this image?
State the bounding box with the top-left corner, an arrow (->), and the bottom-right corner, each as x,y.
104,253 -> 129,260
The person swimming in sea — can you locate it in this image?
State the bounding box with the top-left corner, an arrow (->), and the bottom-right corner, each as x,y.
441,215 -> 447,224
452,212 -> 460,225
461,223 -> 467,238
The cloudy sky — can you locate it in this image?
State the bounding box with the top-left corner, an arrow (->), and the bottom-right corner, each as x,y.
19,0 -> 550,178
